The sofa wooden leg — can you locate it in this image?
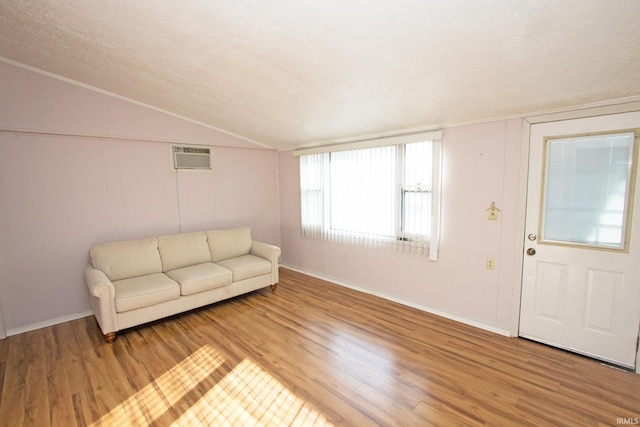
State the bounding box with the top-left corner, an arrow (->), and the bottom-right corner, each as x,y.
104,332 -> 117,343
270,283 -> 278,293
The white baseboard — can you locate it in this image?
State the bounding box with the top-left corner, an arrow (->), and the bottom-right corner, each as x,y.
281,264 -> 511,337
3,265 -> 512,339
5,310 -> 94,337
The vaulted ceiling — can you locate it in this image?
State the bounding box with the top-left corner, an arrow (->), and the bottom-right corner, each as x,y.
1,1 -> 639,150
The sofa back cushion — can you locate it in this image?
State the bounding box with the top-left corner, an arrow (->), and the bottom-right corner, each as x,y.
158,231 -> 212,272
90,237 -> 162,281
206,227 -> 253,262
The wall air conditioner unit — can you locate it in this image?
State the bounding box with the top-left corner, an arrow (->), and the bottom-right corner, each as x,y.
173,146 -> 211,170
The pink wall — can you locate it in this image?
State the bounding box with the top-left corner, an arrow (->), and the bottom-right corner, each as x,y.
0,57 -> 524,335
278,119 -> 523,331
0,61 -> 280,332
0,60 -> 261,149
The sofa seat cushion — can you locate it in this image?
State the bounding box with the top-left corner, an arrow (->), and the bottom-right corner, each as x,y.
113,273 -> 180,312
216,255 -> 272,282
166,263 -> 233,296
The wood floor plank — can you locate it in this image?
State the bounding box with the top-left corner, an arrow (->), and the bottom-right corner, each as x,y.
197,308 -> 378,425
0,267 -> 639,426
46,358 -> 78,427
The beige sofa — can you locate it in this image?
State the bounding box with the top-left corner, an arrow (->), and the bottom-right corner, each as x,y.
85,227 -> 280,342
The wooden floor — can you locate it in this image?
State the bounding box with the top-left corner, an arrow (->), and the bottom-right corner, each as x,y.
0,268 -> 639,426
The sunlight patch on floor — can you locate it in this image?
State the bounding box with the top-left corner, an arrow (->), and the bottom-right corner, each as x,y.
90,345 -> 224,426
172,358 -> 333,426
90,345 -> 333,426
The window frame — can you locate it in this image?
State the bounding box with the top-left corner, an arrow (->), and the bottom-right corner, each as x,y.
399,185 -> 432,242
295,130 -> 442,260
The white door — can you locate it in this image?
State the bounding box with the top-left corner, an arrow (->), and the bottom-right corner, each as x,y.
520,111 -> 640,369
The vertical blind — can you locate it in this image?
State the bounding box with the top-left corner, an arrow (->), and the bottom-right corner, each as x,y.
296,131 -> 442,259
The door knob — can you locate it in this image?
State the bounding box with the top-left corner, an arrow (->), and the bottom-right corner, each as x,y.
526,248 -> 536,256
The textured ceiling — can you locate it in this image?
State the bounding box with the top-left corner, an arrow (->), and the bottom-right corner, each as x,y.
1,1 -> 639,150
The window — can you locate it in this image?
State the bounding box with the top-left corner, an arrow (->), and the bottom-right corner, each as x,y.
400,140 -> 433,241
541,131 -> 636,250
296,131 -> 442,259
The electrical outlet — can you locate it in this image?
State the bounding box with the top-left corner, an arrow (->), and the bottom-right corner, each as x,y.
486,258 -> 495,270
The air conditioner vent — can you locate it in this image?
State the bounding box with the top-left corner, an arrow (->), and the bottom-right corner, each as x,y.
173,146 -> 211,170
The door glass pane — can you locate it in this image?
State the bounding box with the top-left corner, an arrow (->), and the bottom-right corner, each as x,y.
541,132 -> 635,250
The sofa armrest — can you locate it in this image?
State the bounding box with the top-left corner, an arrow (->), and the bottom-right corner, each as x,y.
251,241 -> 281,283
85,266 -> 114,297
85,265 -> 118,336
